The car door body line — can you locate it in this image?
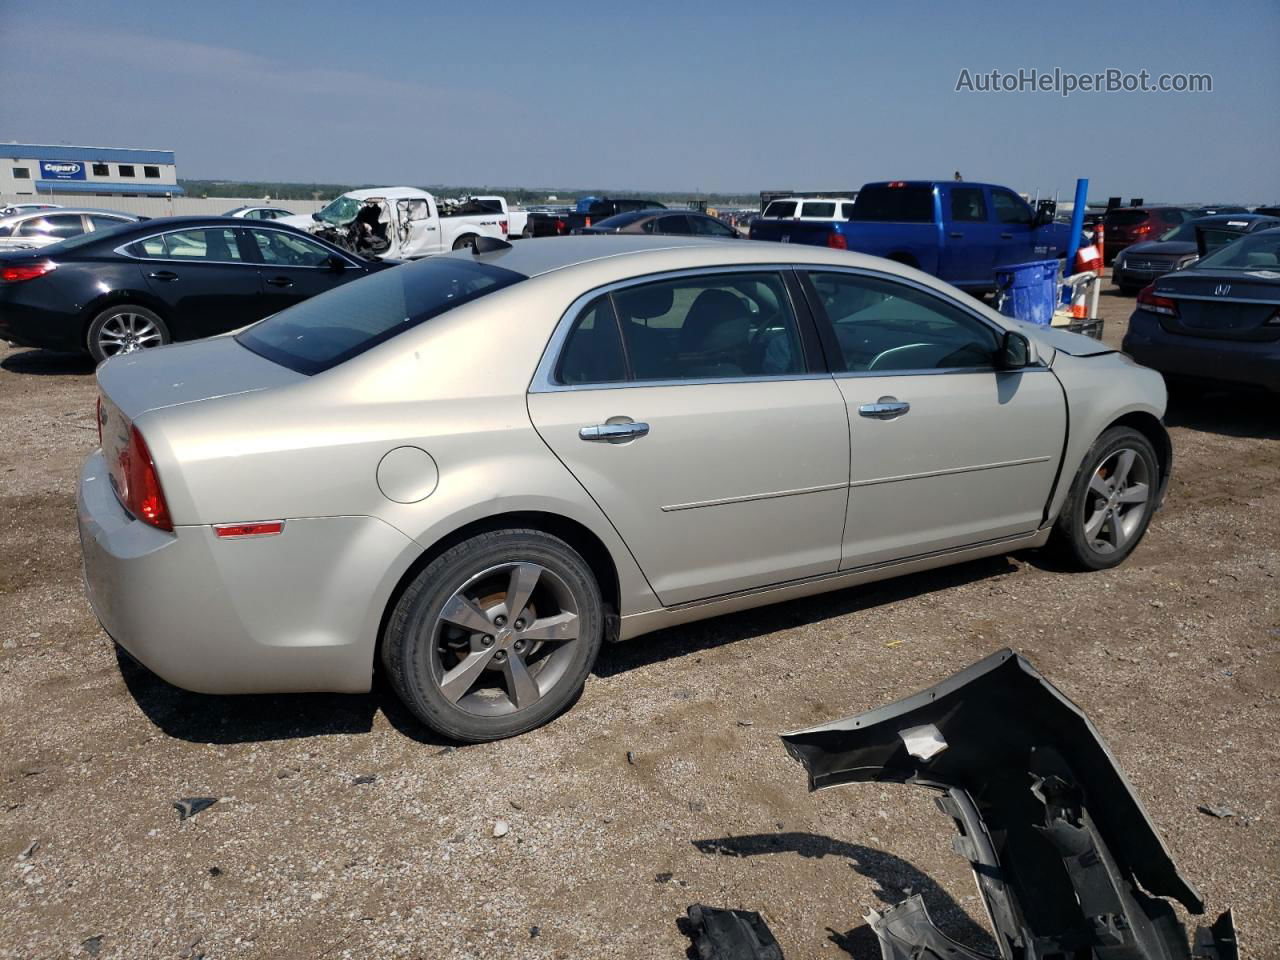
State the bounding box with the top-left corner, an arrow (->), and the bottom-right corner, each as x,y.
661,480 -> 848,512
1039,367 -> 1074,528
849,454 -> 1054,489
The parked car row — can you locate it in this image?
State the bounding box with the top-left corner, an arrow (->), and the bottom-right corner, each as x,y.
1112,212 -> 1280,293
0,207 -> 141,251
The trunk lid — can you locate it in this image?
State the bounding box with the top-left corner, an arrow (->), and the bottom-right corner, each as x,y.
96,334 -> 306,422
1151,270 -> 1280,342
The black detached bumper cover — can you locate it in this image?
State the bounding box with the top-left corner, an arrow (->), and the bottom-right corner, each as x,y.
780,649 -> 1236,960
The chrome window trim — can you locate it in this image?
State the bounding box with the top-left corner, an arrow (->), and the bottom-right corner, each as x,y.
1157,292 -> 1280,305
529,263 -> 821,394
113,225 -> 362,270
797,263 -> 1050,375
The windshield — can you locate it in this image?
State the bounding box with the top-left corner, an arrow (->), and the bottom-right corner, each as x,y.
1193,230 -> 1280,271
849,186 -> 935,223
237,258 -> 526,374
315,195 -> 363,225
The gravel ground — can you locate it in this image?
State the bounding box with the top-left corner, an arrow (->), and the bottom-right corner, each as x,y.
1,282 -> 1277,959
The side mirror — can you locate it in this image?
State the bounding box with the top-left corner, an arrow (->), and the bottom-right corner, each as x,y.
311,212 -> 322,222
996,331 -> 1031,370
326,255 -> 346,272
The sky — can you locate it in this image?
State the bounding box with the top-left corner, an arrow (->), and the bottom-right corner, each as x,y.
2,0 -> 1278,203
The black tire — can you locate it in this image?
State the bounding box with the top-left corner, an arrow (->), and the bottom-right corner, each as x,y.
1050,427 -> 1160,571
452,234 -> 478,251
383,529 -> 604,742
86,305 -> 170,364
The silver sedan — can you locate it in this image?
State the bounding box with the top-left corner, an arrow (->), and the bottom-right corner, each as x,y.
78,236 -> 1170,741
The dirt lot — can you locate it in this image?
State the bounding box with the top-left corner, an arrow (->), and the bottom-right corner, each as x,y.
1,282 -> 1277,960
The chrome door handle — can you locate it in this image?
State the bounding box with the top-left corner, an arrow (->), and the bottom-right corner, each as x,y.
858,398 -> 910,420
579,421 -> 650,443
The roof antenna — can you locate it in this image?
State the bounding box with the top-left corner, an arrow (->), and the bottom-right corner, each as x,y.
472,236 -> 512,255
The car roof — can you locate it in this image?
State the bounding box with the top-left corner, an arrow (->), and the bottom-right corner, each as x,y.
448,234 -> 914,280
341,187 -> 427,200
0,207 -> 139,224
768,197 -> 854,202
1191,212 -> 1275,224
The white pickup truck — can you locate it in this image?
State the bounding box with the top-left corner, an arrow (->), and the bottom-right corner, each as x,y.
277,187 -> 511,259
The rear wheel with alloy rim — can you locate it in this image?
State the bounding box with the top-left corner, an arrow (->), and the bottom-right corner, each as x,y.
1052,426 -> 1159,570
383,529 -> 604,742
87,305 -> 170,364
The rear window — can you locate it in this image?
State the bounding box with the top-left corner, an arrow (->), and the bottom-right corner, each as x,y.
763,201 -> 797,218
594,210 -> 653,229
1105,209 -> 1150,226
848,186 -> 935,223
237,258 -> 525,375
800,202 -> 836,218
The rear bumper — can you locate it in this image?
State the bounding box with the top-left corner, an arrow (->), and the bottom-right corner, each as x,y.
1123,310 -> 1280,393
0,301 -> 85,352
77,451 -> 418,694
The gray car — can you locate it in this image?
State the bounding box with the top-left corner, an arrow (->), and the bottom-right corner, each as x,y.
0,207 -> 139,251
78,236 -> 1170,741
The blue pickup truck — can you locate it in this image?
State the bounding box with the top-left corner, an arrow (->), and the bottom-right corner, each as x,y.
748,180 -> 1076,293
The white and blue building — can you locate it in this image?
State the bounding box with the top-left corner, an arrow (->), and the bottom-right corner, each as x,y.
0,143 -> 182,198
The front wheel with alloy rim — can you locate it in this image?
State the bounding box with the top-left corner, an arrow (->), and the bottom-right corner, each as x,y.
382,529 -> 604,742
87,305 -> 170,363
1052,426 -> 1160,570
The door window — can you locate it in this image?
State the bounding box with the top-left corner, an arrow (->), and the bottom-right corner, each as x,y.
689,215 -> 736,237
132,228 -> 243,260
991,189 -> 1033,225
655,215 -> 692,235
950,187 -> 988,222
841,202 -> 856,219
807,272 -> 999,372
250,229 -> 333,266
556,297 -> 627,385
609,272 -> 803,381
17,214 -> 85,239
89,215 -> 131,231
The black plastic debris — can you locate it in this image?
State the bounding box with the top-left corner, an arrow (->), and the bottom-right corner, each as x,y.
680,904 -> 784,960
782,648 -> 1237,960
1197,803 -> 1235,819
173,797 -> 218,821
81,935 -> 103,957
352,774 -> 377,786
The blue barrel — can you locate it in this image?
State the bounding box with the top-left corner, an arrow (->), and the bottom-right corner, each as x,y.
994,260 -> 1058,326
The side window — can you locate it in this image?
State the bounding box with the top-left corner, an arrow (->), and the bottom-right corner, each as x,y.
18,214 -> 85,239
133,236 -> 167,257
89,215 -> 130,231
610,272 -> 803,381
556,297 -> 627,385
807,271 -> 999,372
251,229 -> 332,266
950,187 -> 988,223
657,215 -> 692,235
841,202 -> 856,219
991,189 -> 1033,225
156,229 -> 243,261
689,215 -> 735,237
404,199 -> 431,221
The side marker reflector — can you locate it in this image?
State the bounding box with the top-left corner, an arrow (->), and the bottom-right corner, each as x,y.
214,521 -> 284,539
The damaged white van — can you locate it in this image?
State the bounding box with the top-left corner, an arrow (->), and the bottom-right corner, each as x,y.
277,187 -> 511,259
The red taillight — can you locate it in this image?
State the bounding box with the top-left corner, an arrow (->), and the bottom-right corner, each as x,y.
826,231 -> 848,250
215,521 -> 283,539
499,219 -> 508,235
1,261 -> 56,284
1134,224 -> 1152,236
117,426 -> 172,531
555,218 -> 566,232
584,216 -> 592,228
1136,284 -> 1178,317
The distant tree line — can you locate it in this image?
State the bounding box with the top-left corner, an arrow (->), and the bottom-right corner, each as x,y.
179,179 -> 759,207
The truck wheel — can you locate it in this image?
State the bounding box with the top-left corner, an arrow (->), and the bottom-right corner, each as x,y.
452,234 -> 478,251
1050,426 -> 1159,571
382,528 -> 605,742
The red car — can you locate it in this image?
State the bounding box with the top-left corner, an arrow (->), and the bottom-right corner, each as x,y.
1102,206 -> 1194,263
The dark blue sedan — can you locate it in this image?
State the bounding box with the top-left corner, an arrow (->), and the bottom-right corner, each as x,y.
0,216 -> 395,362
1123,228 -> 1280,394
